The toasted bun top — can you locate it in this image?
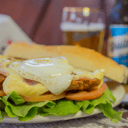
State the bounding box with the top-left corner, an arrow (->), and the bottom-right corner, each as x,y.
4,41 -> 127,83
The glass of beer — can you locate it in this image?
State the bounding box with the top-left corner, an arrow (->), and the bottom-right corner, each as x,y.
60,7 -> 105,52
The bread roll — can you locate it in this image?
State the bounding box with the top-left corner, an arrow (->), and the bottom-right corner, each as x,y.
4,41 -> 127,83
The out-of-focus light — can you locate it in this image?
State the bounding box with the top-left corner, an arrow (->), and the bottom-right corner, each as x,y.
70,7 -> 76,12
64,7 -> 70,12
83,7 -> 90,17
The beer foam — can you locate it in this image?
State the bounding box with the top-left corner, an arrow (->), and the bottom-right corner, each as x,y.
60,22 -> 105,31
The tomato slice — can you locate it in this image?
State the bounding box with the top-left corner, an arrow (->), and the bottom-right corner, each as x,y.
23,92 -> 66,102
0,83 -> 107,101
65,83 -> 107,101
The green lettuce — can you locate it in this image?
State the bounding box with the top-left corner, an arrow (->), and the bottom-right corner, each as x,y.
99,103 -> 122,123
0,88 -> 122,123
0,92 -> 55,121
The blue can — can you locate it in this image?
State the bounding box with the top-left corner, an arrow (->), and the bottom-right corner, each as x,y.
108,25 -> 128,67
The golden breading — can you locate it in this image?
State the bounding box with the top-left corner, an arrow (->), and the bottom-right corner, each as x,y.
67,77 -> 101,92
0,74 -> 6,89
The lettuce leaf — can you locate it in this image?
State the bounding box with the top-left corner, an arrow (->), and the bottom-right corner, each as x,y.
0,92 -> 55,121
3,91 -> 25,105
84,87 -> 116,114
99,103 -> 122,123
39,88 -> 122,123
0,88 -> 122,123
40,100 -> 80,116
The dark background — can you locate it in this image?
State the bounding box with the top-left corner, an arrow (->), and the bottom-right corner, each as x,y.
0,0 -> 116,55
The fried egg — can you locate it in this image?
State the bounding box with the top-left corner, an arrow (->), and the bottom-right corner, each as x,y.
8,57 -> 74,95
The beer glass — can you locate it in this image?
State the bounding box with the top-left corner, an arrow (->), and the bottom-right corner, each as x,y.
60,7 -> 105,52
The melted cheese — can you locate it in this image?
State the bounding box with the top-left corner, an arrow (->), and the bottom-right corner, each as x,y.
3,74 -> 48,96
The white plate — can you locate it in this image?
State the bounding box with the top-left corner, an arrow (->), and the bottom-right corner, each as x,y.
2,83 -> 126,123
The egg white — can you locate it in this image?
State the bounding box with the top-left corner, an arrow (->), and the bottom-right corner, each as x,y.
8,57 -> 74,95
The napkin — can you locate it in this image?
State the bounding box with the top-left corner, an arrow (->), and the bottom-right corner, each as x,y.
0,14 -> 32,54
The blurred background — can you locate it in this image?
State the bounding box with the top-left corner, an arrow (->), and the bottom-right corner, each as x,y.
0,0 -> 127,67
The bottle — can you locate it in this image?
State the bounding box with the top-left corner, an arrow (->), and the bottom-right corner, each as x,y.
108,0 -> 128,67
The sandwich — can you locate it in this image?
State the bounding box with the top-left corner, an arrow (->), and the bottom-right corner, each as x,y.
0,41 -> 126,123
